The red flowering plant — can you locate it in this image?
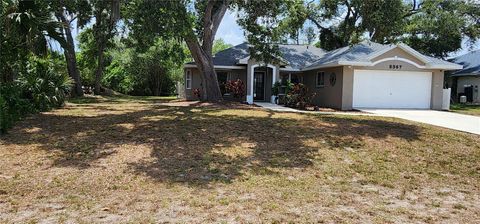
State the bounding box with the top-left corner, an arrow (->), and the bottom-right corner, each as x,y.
193,88 -> 201,100
225,79 -> 245,101
285,83 -> 316,109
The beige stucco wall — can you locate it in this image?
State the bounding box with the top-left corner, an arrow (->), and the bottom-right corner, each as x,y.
184,68 -> 201,100
341,66 -> 354,110
431,70 -> 445,109
457,76 -> 480,102
361,60 -> 427,72
372,48 -> 426,66
183,68 -> 247,100
303,66 -> 344,109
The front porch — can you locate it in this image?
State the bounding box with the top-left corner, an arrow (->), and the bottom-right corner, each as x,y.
246,64 -> 278,104
245,63 -> 306,105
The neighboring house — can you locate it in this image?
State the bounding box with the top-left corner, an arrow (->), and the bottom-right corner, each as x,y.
448,50 -> 480,103
184,41 -> 461,110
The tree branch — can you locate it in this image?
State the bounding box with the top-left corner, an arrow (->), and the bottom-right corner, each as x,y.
404,0 -> 422,18
307,14 -> 326,30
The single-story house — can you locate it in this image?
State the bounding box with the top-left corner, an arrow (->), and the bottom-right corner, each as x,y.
184,41 -> 462,110
448,50 -> 480,103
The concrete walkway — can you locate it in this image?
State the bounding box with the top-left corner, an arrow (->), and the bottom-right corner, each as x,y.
360,109 -> 480,135
254,102 -> 378,116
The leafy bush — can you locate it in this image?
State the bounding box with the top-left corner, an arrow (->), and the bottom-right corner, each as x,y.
0,83 -> 33,133
103,60 -> 135,94
17,56 -> 73,111
225,79 -> 246,101
0,55 -> 72,133
272,80 -> 293,104
285,83 -> 316,109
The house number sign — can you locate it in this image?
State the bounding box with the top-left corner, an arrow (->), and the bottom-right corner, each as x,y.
389,64 -> 403,69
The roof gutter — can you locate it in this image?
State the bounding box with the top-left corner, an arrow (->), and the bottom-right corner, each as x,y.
184,64 -> 246,69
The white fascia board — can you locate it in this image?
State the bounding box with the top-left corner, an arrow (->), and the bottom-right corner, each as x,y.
426,63 -> 463,70
279,68 -> 301,72
301,62 -> 343,71
338,60 -> 372,66
183,64 -> 246,69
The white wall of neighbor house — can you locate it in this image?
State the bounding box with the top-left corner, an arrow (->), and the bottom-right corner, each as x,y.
457,76 -> 480,102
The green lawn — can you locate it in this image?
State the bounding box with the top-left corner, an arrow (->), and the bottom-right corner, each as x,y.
450,103 -> 480,116
1,96 -> 479,223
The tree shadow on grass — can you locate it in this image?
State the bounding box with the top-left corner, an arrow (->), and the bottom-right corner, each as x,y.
0,100 -> 422,186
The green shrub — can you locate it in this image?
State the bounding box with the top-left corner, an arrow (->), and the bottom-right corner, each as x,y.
17,56 -> 73,111
0,83 -> 32,133
0,55 -> 72,133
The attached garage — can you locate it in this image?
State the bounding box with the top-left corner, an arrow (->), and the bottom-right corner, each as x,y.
352,70 -> 432,109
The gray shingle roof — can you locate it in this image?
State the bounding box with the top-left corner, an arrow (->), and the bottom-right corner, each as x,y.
304,41 -> 388,69
303,40 -> 460,70
212,42 -> 250,66
187,43 -> 325,70
277,44 -> 326,70
187,41 -> 460,70
451,50 -> 480,76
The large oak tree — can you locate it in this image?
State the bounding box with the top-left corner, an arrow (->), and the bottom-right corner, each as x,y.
301,0 -> 480,57
126,0 -> 298,102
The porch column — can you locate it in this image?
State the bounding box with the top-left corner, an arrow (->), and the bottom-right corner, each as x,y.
246,64 -> 257,104
270,66 -> 277,104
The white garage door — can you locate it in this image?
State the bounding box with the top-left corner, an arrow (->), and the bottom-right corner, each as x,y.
353,70 -> 432,109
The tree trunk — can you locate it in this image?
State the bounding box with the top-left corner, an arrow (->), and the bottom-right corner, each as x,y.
153,66 -> 160,96
185,38 -> 223,101
181,0 -> 229,102
57,10 -> 84,97
202,63 -> 223,101
92,1 -> 119,95
94,39 -> 106,95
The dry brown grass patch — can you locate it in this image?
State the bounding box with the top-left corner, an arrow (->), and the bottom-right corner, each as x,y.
0,96 -> 479,223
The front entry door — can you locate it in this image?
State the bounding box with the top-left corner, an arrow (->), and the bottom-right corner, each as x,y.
254,72 -> 265,101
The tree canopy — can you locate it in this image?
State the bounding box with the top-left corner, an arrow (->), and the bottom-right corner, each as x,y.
1,0 -> 480,103
299,0 -> 480,57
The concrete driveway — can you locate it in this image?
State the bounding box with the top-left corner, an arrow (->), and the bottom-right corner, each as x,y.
360,109 -> 480,135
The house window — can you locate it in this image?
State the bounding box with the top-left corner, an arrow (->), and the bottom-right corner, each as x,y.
185,70 -> 192,89
290,73 -> 303,84
281,73 -> 303,84
316,71 -> 325,87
